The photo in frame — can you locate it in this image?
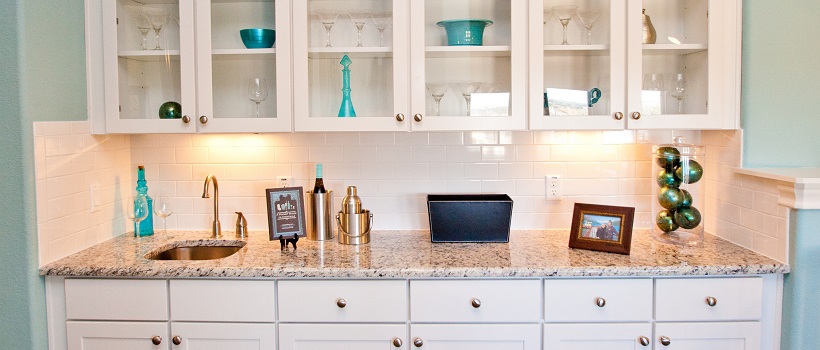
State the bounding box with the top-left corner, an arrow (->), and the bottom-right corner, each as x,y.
568,203 -> 635,255
266,187 -> 307,240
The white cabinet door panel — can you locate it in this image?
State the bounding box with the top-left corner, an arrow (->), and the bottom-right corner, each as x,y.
654,322 -> 761,350
170,322 -> 276,350
279,324 -> 407,350
67,321 -> 169,350
544,323 -> 653,350
410,324 -> 540,350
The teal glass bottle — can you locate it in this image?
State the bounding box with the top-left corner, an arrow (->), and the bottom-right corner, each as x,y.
338,55 -> 356,117
135,165 -> 154,236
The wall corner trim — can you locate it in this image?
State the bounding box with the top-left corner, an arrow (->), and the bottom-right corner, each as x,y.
735,167 -> 820,209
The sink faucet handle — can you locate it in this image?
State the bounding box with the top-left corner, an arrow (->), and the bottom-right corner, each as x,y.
235,212 -> 248,239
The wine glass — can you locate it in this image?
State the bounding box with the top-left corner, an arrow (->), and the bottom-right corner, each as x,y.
248,78 -> 269,118
669,73 -> 686,113
315,9 -> 340,47
348,10 -> 370,47
153,193 -> 173,234
644,73 -> 664,91
576,8 -> 601,45
142,7 -> 169,50
427,84 -> 449,116
643,73 -> 665,114
456,82 -> 481,116
552,5 -> 577,45
126,6 -> 152,50
371,12 -> 392,47
127,195 -> 149,238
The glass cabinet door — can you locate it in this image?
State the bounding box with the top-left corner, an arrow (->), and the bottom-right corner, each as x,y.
409,0 -> 527,131
529,0 -> 627,130
103,0 -> 195,133
194,0 -> 292,133
292,0 -> 408,132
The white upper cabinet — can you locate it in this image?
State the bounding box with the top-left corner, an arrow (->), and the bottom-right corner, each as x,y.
528,0 -> 741,130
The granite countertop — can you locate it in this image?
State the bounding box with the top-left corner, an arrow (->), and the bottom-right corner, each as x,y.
39,230 -> 789,278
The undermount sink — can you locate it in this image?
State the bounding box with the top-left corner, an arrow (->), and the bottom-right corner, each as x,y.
146,241 -> 246,260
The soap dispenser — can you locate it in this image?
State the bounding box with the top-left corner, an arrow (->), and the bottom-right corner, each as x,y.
235,212 -> 248,239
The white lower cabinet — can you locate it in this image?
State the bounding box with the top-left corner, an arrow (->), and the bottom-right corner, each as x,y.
67,321 -> 169,350
544,323 -> 653,349
67,321 -> 275,350
410,324 -> 541,350
278,324 -> 407,350
654,322 -> 761,350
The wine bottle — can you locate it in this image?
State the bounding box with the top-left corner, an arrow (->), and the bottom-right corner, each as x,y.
313,163 -> 327,193
134,165 -> 154,236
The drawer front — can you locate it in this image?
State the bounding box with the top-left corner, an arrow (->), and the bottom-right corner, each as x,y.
655,277 -> 763,321
65,278 -> 168,321
544,278 -> 652,322
170,280 -> 276,322
410,280 -> 541,322
278,280 -> 407,322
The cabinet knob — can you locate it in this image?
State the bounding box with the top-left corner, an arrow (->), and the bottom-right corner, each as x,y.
199,116 -> 209,124
182,115 -> 191,123
706,296 -> 718,307
660,336 -> 671,346
631,111 -> 641,120
336,298 -> 347,308
396,113 -> 405,122
613,112 -> 624,120
151,336 -> 162,345
595,297 -> 606,307
392,337 -> 403,347
172,336 -> 182,345
413,338 -> 424,347
639,336 -> 650,346
471,298 -> 481,308
413,114 -> 423,122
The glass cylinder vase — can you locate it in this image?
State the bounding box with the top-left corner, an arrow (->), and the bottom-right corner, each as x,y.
652,136 -> 705,246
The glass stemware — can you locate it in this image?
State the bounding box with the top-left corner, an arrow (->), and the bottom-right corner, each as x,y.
127,195 -> 149,238
248,78 -> 269,118
553,5 -> 577,45
126,6 -> 152,50
153,193 -> 173,234
142,7 -> 169,50
427,84 -> 449,116
371,12 -> 392,47
644,73 -> 664,91
349,10 -> 370,47
669,73 -> 686,113
315,9 -> 340,47
456,82 -> 481,116
576,8 -> 601,45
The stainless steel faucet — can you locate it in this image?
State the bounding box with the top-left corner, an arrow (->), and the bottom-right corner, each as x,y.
202,174 -> 222,238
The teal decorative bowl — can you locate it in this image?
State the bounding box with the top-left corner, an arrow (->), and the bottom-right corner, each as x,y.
436,19 -> 493,46
240,28 -> 275,49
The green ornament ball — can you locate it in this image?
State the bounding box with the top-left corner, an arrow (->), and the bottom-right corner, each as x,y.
674,206 -> 702,229
656,146 -> 681,169
657,169 -> 682,188
656,209 -> 679,232
679,189 -> 693,208
159,101 -> 182,119
675,159 -> 704,184
658,186 -> 685,210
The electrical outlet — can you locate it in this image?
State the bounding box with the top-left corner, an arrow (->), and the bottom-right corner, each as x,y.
276,176 -> 293,188
545,175 -> 562,201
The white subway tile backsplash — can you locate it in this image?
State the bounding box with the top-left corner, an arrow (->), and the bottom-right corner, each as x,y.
551,145 -> 619,162
411,146 -> 447,163
482,146 -> 515,162
446,180 -> 482,193
428,132 -> 463,145
481,180 -> 516,194
515,145 -> 551,162
464,131 -> 498,145
464,163 -> 498,180
498,163 -> 533,179
359,132 -> 395,146
446,146 -> 482,163
395,132 -> 428,146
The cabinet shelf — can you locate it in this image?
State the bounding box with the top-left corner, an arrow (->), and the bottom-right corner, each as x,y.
425,45 -> 512,58
118,50 -> 181,62
542,45 -> 610,56
643,43 -> 708,55
308,46 -> 393,59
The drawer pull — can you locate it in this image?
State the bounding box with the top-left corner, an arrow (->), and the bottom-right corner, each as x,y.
595,297 -> 606,307
392,338 -> 403,347
172,336 -> 182,345
413,338 -> 424,347
706,296 -> 718,307
471,298 -> 481,308
631,111 -> 641,120
182,115 -> 191,123
639,336 -> 650,346
660,336 -> 671,346
336,298 -> 347,308
199,115 -> 208,124
396,113 -> 405,122
614,112 -> 624,120
151,336 -> 162,345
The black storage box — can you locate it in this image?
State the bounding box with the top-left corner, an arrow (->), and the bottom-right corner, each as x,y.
427,194 -> 513,243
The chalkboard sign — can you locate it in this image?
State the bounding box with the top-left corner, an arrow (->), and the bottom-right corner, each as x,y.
266,187 -> 306,240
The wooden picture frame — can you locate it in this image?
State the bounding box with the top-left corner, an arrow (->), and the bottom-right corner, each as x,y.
265,187 -> 307,240
568,203 -> 635,255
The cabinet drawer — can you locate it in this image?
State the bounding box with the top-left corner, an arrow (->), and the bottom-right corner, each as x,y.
655,277 -> 763,321
65,278 -> 168,321
170,280 -> 276,322
544,278 -> 652,322
278,280 -> 407,322
410,280 -> 541,322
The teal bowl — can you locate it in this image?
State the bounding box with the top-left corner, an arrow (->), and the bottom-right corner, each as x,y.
240,28 -> 275,49
436,19 -> 493,46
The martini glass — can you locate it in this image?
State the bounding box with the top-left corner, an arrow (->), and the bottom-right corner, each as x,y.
126,6 -> 152,50
315,9 -> 340,47
456,82 -> 481,116
669,73 -> 686,113
143,7 -> 169,50
427,84 -> 449,116
348,10 -> 370,47
248,78 -> 269,118
371,12 -> 392,47
576,8 -> 601,45
553,5 -> 577,45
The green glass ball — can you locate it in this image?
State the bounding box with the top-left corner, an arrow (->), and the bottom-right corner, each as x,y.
658,186 -> 684,210
656,209 -> 679,232
679,189 -> 693,208
657,169 -> 682,188
675,159 -> 704,184
159,101 -> 182,119
674,206 -> 702,229
656,146 -> 681,169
